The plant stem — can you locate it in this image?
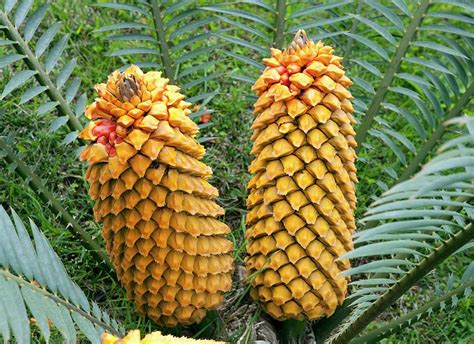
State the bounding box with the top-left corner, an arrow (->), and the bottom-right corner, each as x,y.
0,269 -> 121,336
343,1 -> 363,63
398,82 -> 474,182
0,11 -> 107,265
312,299 -> 352,343
0,138 -> 111,267
352,278 -> 474,343
0,11 -> 83,132
150,0 -> 174,82
274,0 -> 286,49
355,0 -> 431,150
330,221 -> 474,344
278,318 -> 306,344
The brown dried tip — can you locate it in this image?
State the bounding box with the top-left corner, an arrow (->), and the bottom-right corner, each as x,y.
288,30 -> 310,51
116,73 -> 139,102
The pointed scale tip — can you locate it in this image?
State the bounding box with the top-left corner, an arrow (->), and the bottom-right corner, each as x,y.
288,30 -> 312,52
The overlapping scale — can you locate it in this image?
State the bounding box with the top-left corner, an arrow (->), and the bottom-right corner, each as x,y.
80,65 -> 233,327
245,30 -> 357,321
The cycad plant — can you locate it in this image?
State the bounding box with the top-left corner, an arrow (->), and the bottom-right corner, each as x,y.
0,206 -> 123,344
0,206 -> 230,343
0,0 -> 473,343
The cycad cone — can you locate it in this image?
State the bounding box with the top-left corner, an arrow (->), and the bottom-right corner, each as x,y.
101,330 -> 226,343
80,65 -> 233,327
245,30 -> 357,321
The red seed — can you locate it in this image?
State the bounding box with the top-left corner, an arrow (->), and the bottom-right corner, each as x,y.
115,136 -> 124,144
101,119 -> 115,127
276,66 -> 287,75
280,72 -> 290,86
109,146 -> 116,156
109,131 -> 117,144
92,119 -> 116,137
97,136 -> 108,145
105,143 -> 112,155
200,113 -> 211,124
92,126 -> 107,137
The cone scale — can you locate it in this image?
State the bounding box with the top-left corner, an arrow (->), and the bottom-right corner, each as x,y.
245,31 -> 357,321
80,66 -> 233,327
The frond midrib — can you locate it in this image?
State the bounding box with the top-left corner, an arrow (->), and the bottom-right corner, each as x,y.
330,221 -> 474,343
0,269 -> 121,337
0,10 -> 82,132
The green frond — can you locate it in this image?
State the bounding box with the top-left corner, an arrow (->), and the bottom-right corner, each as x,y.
0,206 -> 123,343
353,0 -> 473,187
289,1 -> 352,19
199,6 -> 273,29
95,0 -> 220,83
0,138 -> 110,266
319,117 -> 474,343
353,272 -> 474,343
0,4 -> 83,134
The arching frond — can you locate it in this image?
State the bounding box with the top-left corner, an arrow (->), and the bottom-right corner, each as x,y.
353,0 -> 474,189
203,1 -> 352,82
0,3 -> 109,266
0,206 -> 123,344
0,138 -> 110,265
353,264 -> 474,343
321,116 -> 474,343
0,2 -> 85,140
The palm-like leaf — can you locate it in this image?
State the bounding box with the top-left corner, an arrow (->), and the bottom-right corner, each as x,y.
0,138 -> 109,265
350,0 -> 474,189
0,2 -> 109,265
201,0 -> 355,81
353,264 -> 474,343
0,1 -> 85,139
0,206 -> 123,344
95,0 -> 222,138
318,116 -> 474,342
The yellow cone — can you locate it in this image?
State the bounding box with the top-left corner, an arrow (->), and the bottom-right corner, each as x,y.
80,65 -> 233,327
245,30 -> 357,321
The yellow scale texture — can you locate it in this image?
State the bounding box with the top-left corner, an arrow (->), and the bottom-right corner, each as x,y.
102,330 -> 226,344
80,66 -> 233,327
245,31 -> 357,321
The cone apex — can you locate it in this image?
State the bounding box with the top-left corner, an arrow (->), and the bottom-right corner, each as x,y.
289,29 -> 310,50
